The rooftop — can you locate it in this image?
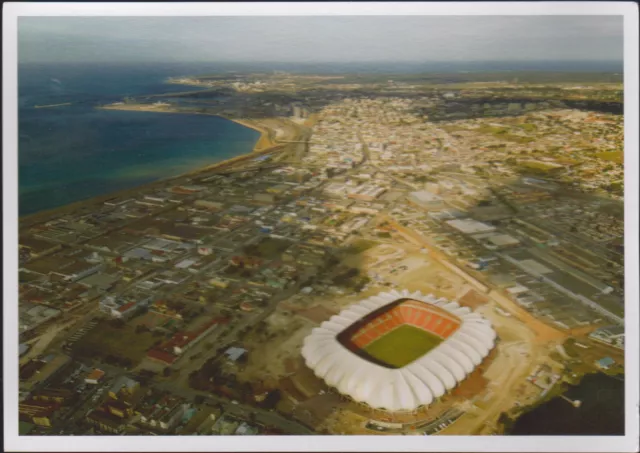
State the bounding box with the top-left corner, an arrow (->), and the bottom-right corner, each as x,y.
446,218 -> 496,235
86,369 -> 106,381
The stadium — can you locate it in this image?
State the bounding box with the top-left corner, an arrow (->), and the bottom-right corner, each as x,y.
301,290 -> 497,412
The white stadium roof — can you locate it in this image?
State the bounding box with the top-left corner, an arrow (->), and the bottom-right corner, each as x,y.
301,290 -> 496,412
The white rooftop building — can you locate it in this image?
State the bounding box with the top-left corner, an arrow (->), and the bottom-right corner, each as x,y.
446,218 -> 496,235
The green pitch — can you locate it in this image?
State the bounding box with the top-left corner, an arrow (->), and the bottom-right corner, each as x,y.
363,324 -> 443,368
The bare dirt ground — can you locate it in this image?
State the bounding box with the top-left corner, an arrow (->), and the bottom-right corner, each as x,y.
489,290 -> 567,343
309,240 -> 570,435
237,310 -> 315,382
225,233 -> 574,435
346,242 -> 467,301
438,294 -> 566,435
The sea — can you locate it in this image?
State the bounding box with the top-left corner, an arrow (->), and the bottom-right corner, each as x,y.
509,373 -> 625,435
18,60 -> 623,216
18,62 -> 261,216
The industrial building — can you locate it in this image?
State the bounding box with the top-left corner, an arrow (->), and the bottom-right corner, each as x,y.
446,218 -> 496,235
408,191 -> 446,210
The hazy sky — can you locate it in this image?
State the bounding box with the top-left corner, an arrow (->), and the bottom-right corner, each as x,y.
19,16 -> 623,64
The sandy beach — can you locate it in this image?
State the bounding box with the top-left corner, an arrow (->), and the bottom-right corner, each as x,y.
98,103 -> 283,151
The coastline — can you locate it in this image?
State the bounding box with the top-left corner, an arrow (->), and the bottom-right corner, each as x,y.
20,105 -> 305,226
97,103 -> 279,152
505,371 -> 624,435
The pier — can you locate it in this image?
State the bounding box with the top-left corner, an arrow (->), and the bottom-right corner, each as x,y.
560,395 -> 582,408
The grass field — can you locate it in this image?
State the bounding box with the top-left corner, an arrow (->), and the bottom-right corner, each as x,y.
595,151 -> 623,164
245,237 -> 291,259
518,123 -> 538,133
346,239 -> 378,255
363,324 -> 442,368
518,160 -> 564,172
72,321 -> 159,366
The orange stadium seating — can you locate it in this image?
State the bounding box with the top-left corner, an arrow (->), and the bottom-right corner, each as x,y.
347,300 -> 462,348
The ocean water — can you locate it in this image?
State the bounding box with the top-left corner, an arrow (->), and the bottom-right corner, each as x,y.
18,63 -> 260,216
509,373 -> 624,435
18,60 -> 622,216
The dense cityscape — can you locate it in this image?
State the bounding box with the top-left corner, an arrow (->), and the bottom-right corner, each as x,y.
17,70 -> 625,437
8,8 -> 636,450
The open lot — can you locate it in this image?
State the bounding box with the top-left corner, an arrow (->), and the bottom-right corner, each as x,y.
595,151 -> 623,163
72,320 -> 160,367
245,237 -> 292,259
345,239 -> 379,255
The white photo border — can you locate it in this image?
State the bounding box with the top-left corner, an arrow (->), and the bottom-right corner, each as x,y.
3,2 -> 638,452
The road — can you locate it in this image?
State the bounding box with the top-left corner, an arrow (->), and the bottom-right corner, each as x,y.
499,253 -> 623,325
380,213 -> 570,343
367,210 -> 567,435
20,317 -> 79,365
519,215 -> 622,262
420,408 -> 465,435
166,274 -> 307,385
439,340 -> 538,435
355,130 -> 419,190
153,380 -> 313,434
468,341 -> 534,434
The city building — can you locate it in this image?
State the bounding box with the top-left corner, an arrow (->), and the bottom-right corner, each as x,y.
19,354 -> 72,392
19,400 -> 60,428
137,393 -> 191,432
147,318 -> 227,365
85,369 -> 106,385
595,357 -> 615,370
408,191 -> 446,210
108,376 -> 140,399
589,326 -> 625,350
446,219 -> 496,235
99,294 -> 152,319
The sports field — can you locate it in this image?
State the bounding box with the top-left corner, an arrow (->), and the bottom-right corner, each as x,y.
363,324 -> 442,368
